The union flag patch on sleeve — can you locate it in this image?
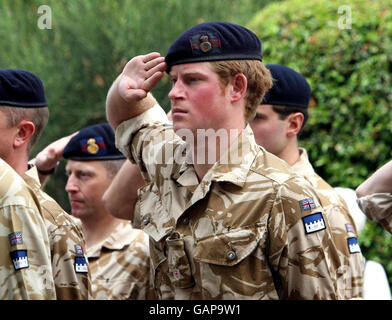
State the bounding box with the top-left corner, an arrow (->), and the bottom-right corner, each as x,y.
8,232 -> 23,246
299,198 -> 316,211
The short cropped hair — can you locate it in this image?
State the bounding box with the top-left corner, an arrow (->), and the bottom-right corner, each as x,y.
271,105 -> 309,136
0,105 -> 49,154
210,60 -> 273,122
100,159 -> 126,179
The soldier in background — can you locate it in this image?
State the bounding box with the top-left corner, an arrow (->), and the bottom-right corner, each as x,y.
106,21 -> 344,299
356,159 -> 392,234
0,68 -> 88,299
36,123 -> 154,300
335,187 -> 391,300
249,64 -> 364,298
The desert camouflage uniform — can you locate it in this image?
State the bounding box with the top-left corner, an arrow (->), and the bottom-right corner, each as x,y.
115,105 -> 345,300
0,158 -> 56,299
291,148 -> 364,299
22,166 -> 91,299
87,220 -> 155,300
358,193 -> 392,234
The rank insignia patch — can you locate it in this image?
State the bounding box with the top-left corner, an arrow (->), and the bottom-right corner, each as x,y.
75,256 -> 88,273
10,250 -> 29,270
299,198 -> 316,211
8,232 -> 23,246
345,223 -> 355,233
302,212 -> 326,234
75,244 -> 84,255
347,237 -> 361,254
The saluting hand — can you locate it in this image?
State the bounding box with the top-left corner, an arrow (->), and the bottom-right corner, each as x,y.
118,52 -> 166,103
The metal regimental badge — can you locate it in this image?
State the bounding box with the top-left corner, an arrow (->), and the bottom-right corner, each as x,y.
87,138 -> 99,154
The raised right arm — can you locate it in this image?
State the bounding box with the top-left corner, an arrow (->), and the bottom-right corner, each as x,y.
106,52 -> 167,129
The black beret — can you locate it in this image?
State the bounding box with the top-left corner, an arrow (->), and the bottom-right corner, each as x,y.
262,64 -> 311,109
0,69 -> 47,108
165,21 -> 262,72
63,123 -> 126,161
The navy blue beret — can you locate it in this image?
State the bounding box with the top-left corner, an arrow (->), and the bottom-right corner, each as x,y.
63,123 -> 125,161
165,21 -> 262,72
0,69 -> 47,108
262,64 -> 311,109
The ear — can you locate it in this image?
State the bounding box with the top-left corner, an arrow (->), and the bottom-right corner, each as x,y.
286,112 -> 304,137
229,73 -> 247,103
13,120 -> 35,149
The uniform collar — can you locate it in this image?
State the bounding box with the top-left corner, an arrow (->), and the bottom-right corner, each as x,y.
175,125 -> 258,188
291,147 -> 315,176
21,165 -> 42,190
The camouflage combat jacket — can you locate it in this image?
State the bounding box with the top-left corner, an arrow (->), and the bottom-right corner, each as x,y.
358,193 -> 392,234
0,159 -> 56,299
115,105 -> 345,300
292,148 -> 364,298
22,166 -> 91,300
87,220 -> 155,300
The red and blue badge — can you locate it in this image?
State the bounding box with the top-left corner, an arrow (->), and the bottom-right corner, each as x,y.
10,250 -> 29,270
8,232 -> 23,246
190,33 -> 222,54
299,198 -> 316,211
80,136 -> 107,156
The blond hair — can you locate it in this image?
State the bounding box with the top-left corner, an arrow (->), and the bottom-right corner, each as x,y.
209,60 -> 272,122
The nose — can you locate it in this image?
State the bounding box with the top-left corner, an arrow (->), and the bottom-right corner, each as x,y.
65,175 -> 79,193
168,79 -> 184,100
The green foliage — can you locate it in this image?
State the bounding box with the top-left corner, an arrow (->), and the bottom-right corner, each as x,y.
249,0 -> 392,288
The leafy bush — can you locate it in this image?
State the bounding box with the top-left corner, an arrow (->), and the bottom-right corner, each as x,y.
249,0 -> 392,288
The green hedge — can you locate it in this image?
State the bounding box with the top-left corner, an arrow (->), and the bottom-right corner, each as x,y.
249,0 -> 392,288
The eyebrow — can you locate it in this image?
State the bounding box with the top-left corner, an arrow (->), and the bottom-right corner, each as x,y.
169,69 -> 207,78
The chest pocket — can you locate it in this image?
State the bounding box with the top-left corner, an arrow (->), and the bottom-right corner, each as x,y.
138,184 -> 174,242
193,225 -> 267,266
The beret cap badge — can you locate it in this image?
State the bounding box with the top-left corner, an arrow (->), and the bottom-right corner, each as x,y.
87,138 -> 99,154
199,35 -> 212,53
63,123 -> 125,161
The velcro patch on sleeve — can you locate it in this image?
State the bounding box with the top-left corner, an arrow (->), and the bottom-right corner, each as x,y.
302,212 -> 326,234
10,250 -> 29,270
74,256 -> 88,273
347,237 -> 361,254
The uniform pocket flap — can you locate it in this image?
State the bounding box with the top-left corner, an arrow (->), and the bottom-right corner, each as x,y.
194,226 -> 265,267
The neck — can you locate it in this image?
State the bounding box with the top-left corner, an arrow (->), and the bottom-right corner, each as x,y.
7,149 -> 29,175
277,139 -> 300,166
81,213 -> 123,249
